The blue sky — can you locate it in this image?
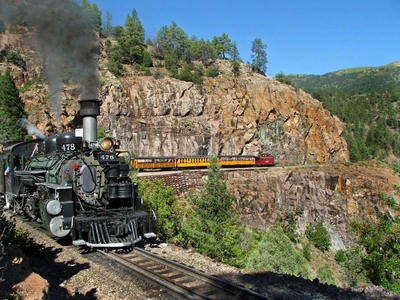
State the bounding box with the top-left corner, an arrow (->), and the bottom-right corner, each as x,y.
92,0 -> 400,76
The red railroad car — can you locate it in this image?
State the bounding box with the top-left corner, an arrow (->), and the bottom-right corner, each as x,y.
255,154 -> 275,166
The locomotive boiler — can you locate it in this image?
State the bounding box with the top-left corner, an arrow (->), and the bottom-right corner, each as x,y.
0,99 -> 156,248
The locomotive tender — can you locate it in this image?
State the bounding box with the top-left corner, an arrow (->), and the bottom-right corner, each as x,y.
0,99 -> 156,248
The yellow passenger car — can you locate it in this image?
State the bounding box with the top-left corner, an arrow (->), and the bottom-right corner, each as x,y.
132,157 -> 176,170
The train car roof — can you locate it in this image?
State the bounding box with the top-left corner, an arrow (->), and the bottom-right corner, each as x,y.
0,139 -> 44,159
134,155 -> 257,159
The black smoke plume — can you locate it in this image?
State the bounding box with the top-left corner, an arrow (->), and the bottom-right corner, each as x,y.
0,0 -> 99,121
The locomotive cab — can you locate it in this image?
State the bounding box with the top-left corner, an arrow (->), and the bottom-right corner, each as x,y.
0,140 -> 44,209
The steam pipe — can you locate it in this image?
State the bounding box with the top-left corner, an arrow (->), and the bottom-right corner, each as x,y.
78,99 -> 101,143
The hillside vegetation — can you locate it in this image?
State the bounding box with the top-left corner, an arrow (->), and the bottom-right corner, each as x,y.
275,66 -> 400,293
288,62 -> 400,95
283,63 -> 400,162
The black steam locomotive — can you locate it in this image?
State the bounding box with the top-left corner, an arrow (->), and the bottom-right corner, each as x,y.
0,99 -> 156,248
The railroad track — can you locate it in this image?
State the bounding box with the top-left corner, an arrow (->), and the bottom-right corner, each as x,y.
97,247 -> 273,300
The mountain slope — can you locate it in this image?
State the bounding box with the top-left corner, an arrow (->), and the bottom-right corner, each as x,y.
288,62 -> 400,95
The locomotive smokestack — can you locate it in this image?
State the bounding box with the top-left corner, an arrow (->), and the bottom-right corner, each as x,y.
79,99 -> 101,143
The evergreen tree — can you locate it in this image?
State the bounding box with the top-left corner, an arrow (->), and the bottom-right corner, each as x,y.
212,33 -> 232,59
0,69 -> 27,142
119,9 -> 145,64
111,25 -> 124,38
344,131 -> 361,162
102,10 -> 113,37
182,157 -> 245,267
186,38 -> 216,66
229,41 -> 241,76
199,39 -> 217,66
182,36 -> 198,63
155,21 -> 188,61
81,0 -> 102,33
142,50 -> 153,68
251,38 -> 268,75
246,226 -> 310,278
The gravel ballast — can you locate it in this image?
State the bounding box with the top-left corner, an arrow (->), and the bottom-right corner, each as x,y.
4,213 -> 400,300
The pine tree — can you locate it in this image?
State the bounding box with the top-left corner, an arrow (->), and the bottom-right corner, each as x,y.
212,33 -> 232,59
81,0 -> 102,33
102,11 -> 113,37
155,21 -> 188,61
119,9 -> 145,64
246,226 -> 310,278
229,41 -> 241,76
0,69 -> 27,142
251,38 -> 268,75
182,157 -> 245,266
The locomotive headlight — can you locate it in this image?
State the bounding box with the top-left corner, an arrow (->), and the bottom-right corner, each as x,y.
99,137 -> 116,151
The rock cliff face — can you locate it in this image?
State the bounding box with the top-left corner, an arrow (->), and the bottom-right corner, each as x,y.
225,163 -> 399,247
1,27 -> 348,165
145,162 -> 400,249
98,68 -> 348,166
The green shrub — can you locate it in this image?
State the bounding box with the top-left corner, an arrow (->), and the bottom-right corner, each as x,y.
232,60 -> 240,77
106,59 -> 125,77
317,264 -> 336,285
351,216 -> 400,293
144,68 -> 152,76
6,51 -> 26,69
303,243 -> 312,262
246,226 -> 311,279
275,209 -> 303,243
97,128 -> 107,139
379,192 -> 400,211
138,178 -> 184,242
334,249 -> 346,264
275,72 -> 293,86
0,213 -> 38,253
164,52 -> 179,71
177,64 -> 204,85
306,221 -> 331,251
142,50 -> 153,67
152,68 -> 164,79
335,246 -> 367,287
206,66 -> 219,78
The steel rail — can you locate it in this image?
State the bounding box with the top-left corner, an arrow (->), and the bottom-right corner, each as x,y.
98,248 -> 273,300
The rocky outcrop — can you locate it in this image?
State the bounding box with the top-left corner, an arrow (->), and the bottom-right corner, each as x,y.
98,67 -> 348,166
146,162 -> 400,249
1,25 -> 348,166
224,163 -> 397,246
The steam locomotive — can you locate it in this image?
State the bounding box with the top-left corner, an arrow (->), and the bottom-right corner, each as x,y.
0,99 -> 156,248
